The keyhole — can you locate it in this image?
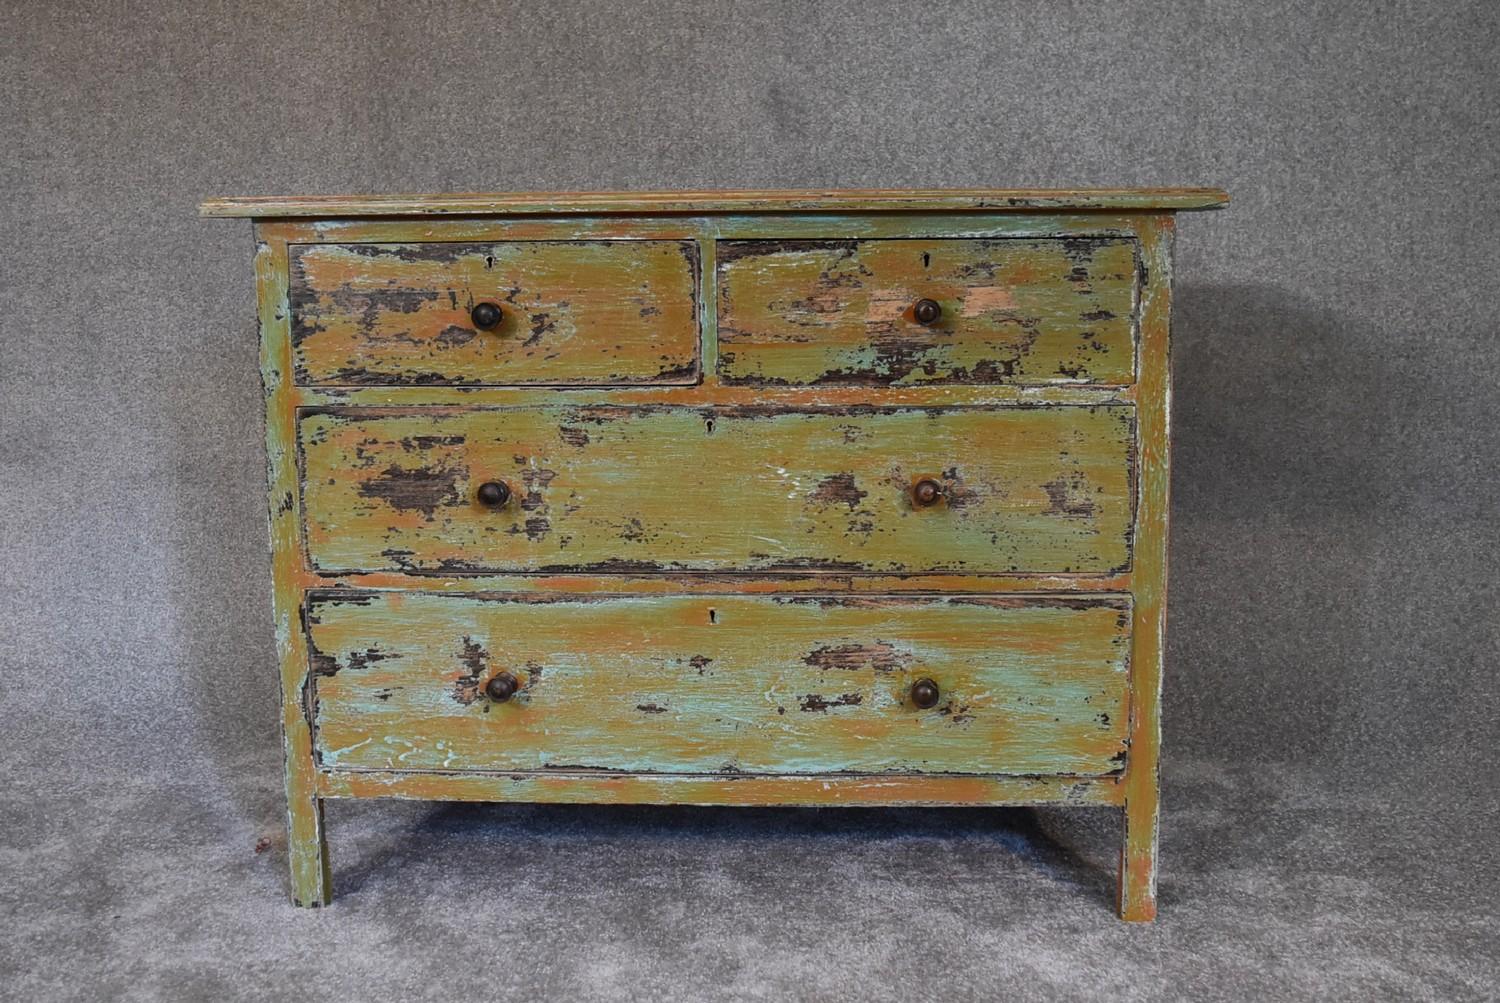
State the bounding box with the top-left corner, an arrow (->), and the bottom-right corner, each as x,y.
708,607 -> 718,624
485,255 -> 494,269
705,418 -> 716,435
921,252 -> 930,269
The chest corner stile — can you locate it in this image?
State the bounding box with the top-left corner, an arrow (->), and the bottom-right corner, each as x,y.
203,187 -> 1228,919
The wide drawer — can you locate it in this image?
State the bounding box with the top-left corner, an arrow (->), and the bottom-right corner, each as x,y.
717,237 -> 1137,386
298,405 -> 1135,575
288,241 -> 700,386
307,592 -> 1131,775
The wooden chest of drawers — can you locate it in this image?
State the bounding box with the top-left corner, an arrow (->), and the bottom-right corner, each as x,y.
203,188 -> 1227,920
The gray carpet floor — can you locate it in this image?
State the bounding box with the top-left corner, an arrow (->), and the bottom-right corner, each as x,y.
3,757 -> 1493,1002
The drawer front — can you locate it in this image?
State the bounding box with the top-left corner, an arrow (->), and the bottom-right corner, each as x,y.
307,593 -> 1131,775
299,405 -> 1135,575
717,238 -> 1137,386
288,241 -> 699,386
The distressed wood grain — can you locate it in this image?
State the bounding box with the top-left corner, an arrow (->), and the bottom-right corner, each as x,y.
200,187 -> 1230,217
717,238 -> 1137,386
289,241 -> 699,386
255,229 -> 331,907
298,404 -> 1136,575
1120,215 -> 1173,922
306,593 -> 1131,776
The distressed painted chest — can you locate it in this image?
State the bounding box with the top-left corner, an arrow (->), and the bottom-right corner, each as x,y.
203,188 -> 1227,920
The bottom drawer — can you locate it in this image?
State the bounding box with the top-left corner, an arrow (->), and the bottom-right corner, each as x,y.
306,592 -> 1131,776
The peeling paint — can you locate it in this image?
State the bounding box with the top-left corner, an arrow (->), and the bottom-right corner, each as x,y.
306,592 -> 1131,775
717,238 -> 1137,386
299,405 -> 1135,575
289,241 -> 700,386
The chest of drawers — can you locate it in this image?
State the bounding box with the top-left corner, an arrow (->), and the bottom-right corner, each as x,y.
203,188 -> 1227,920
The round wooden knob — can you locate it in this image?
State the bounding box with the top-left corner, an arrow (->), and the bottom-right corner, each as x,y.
476,481 -> 511,508
913,298 -> 942,325
912,478 -> 944,507
910,678 -> 940,709
471,302 -> 504,329
485,672 -> 519,702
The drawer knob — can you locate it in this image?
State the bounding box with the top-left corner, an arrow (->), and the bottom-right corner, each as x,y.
476,480 -> 512,508
485,671 -> 520,702
471,301 -> 504,330
910,678 -> 941,709
912,478 -> 944,507
912,298 -> 942,325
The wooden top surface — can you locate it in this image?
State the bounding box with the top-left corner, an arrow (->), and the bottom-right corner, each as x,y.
199,188 -> 1229,218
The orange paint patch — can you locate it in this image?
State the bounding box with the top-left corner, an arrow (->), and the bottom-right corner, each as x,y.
961,285 -> 1018,315
864,290 -> 911,323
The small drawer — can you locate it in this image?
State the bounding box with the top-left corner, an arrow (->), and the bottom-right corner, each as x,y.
297,404 -> 1136,576
717,237 -> 1137,386
307,592 -> 1131,775
288,240 -> 700,386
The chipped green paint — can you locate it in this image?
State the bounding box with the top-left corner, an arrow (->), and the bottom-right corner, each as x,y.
306,593 -> 1131,775
717,238 -> 1137,386
289,240 -> 699,386
255,235 -> 331,907
298,404 -> 1136,575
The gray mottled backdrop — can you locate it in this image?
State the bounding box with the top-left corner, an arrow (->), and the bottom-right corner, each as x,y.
4,2 -> 1497,1000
